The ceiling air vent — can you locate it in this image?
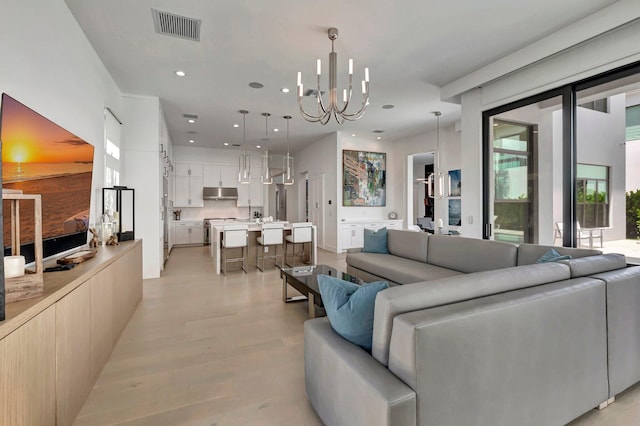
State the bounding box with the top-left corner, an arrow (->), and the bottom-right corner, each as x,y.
152,9 -> 201,42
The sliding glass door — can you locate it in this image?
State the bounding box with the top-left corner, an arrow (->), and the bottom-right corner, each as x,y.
483,93 -> 563,245
483,61 -> 640,257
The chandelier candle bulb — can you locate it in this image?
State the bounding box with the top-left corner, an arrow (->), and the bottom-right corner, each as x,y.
343,89 -> 347,102
365,67 -> 369,82
298,84 -> 303,97
317,59 -> 321,75
349,59 -> 353,74
297,72 -> 301,86
362,80 -> 366,93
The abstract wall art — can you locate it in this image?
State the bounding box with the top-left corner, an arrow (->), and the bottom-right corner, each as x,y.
343,150 -> 386,206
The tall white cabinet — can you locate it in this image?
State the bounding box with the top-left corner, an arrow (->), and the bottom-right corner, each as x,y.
174,163 -> 203,207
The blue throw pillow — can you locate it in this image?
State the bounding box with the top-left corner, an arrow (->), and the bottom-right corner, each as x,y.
363,227 -> 388,254
537,248 -> 572,263
318,274 -> 389,351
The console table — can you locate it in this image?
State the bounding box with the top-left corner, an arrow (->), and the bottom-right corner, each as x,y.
0,240 -> 143,426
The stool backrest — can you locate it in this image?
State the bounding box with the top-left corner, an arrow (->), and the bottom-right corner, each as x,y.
261,223 -> 284,245
223,225 -> 248,248
290,222 -> 312,243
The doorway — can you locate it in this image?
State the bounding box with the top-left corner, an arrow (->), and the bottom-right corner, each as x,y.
306,174 -> 325,249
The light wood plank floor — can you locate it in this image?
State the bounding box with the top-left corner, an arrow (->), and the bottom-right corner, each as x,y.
76,246 -> 640,425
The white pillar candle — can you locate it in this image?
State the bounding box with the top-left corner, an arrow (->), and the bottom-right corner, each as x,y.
4,255 -> 25,279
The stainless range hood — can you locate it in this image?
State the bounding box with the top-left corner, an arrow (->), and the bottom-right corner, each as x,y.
203,187 -> 238,200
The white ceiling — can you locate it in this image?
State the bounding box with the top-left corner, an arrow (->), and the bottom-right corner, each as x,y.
64,0 -> 620,154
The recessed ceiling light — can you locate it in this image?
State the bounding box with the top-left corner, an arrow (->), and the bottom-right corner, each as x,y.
382,104 -> 395,109
249,82 -> 264,89
188,139 -> 195,143
256,145 -> 261,149
352,134 -> 356,137
224,142 -> 229,146
377,136 -> 381,140
175,70 -> 186,77
188,119 -> 195,123
281,88 -> 290,93
273,128 -> 279,132
233,124 -> 239,128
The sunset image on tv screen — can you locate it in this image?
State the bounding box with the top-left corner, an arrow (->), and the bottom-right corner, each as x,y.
1,94 -> 94,247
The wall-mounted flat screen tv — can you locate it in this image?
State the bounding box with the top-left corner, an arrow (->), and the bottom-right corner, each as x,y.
1,93 -> 95,263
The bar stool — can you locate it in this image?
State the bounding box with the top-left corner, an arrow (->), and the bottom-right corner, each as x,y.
256,223 -> 284,271
221,224 -> 248,275
285,222 -> 313,267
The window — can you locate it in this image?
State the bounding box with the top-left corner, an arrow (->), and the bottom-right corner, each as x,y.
576,164 -> 609,228
104,108 -> 122,214
579,98 -> 609,113
627,104 -> 640,141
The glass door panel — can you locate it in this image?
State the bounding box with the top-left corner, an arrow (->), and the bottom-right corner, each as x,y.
485,94 -> 563,245
492,121 -> 533,243
576,72 -> 640,255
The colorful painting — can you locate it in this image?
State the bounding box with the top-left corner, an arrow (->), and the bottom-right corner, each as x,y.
449,169 -> 461,196
448,198 -> 461,226
343,150 -> 386,206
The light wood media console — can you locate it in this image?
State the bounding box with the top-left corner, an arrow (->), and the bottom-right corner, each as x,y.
0,240 -> 143,426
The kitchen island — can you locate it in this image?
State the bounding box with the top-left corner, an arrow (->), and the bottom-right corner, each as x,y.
210,222 -> 317,274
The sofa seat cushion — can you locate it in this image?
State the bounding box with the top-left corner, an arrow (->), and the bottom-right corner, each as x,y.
347,252 -> 463,285
371,262 -> 571,366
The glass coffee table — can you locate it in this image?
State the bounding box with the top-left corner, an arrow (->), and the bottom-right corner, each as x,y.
280,264 -> 366,318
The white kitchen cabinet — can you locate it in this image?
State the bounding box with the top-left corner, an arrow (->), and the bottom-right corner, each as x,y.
237,175 -> 264,207
173,221 -> 204,245
339,220 -> 404,252
341,224 -> 364,250
203,165 -> 237,187
174,163 -> 203,207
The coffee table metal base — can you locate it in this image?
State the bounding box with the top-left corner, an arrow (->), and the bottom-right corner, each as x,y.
282,274 -> 317,318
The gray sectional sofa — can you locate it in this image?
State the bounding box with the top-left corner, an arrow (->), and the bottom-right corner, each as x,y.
304,230 -> 640,426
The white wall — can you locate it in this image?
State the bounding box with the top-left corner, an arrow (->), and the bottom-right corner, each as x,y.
1,0 -> 122,250
121,95 -> 162,279
293,133 -> 338,250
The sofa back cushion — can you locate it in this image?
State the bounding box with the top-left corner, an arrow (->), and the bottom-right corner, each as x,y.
517,244 -> 601,266
559,253 -> 627,277
427,235 -> 518,273
372,262 -> 571,366
387,229 -> 429,263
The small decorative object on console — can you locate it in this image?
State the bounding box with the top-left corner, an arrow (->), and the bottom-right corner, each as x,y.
106,235 -> 119,246
388,211 -> 397,220
88,227 -> 99,248
57,249 -> 97,265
